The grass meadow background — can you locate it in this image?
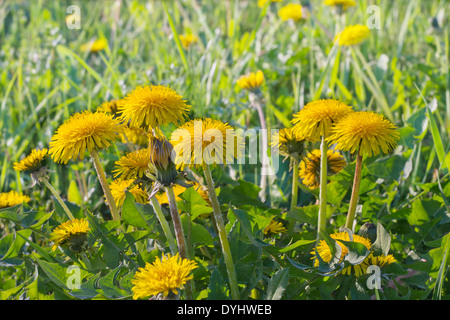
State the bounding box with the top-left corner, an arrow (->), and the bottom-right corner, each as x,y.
0,0 -> 449,300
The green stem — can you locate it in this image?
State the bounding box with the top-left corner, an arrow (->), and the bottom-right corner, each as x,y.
165,186 -> 187,259
90,149 -> 120,221
41,177 -> 75,221
150,196 -> 178,255
202,163 -> 240,300
251,92 -> 268,202
165,185 -> 193,300
290,155 -> 299,210
345,153 -> 363,230
317,136 -> 328,239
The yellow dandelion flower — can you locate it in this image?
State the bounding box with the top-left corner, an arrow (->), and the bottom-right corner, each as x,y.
365,252 -> 396,269
299,149 -> 346,189
154,184 -> 187,205
334,24 -> 370,46
121,126 -> 149,147
278,4 -> 303,22
311,231 -> 372,277
118,85 -> 191,130
170,118 -> 244,168
97,100 -> 120,118
0,191 -> 30,209
271,127 -> 305,159
258,0 -> 282,8
49,111 -> 123,164
109,179 -> 148,208
292,99 -> 353,142
81,37 -> 108,53
131,253 -> 198,299
179,34 -> 198,50
327,111 -> 400,157
324,0 -> 356,10
237,70 -> 264,91
264,220 -> 287,235
50,218 -> 90,253
13,148 -> 48,173
113,148 -> 151,180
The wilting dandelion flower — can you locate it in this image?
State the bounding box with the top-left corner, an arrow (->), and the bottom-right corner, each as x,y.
311,231 -> 372,277
299,149 -> 346,189
109,179 -> 147,208
179,34 -> 198,50
171,118 -> 244,168
113,148 -> 151,180
50,218 -> 90,253
131,253 -> 198,299
81,38 -> 108,53
278,4 -> 303,22
118,85 -> 191,131
0,191 -> 30,209
237,70 -> 264,91
327,111 -> 400,157
292,99 -> 353,142
49,111 -> 123,164
334,24 -> 370,46
13,148 -> 48,173
324,0 -> 356,10
264,220 -> 287,235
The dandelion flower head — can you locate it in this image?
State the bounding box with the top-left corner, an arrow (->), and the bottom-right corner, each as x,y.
292,99 -> 353,142
113,148 -> 152,180
311,231 -> 371,277
49,111 -> 123,164
131,253 -> 198,299
327,111 -> 400,157
13,148 -> 48,173
278,4 -> 303,22
170,118 -> 244,168
237,70 -> 264,91
299,149 -> 346,189
50,218 -> 90,252
0,191 -> 30,209
334,24 -> 370,46
118,85 -> 191,131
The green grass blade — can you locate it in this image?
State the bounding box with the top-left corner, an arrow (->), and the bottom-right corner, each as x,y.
162,0 -> 190,74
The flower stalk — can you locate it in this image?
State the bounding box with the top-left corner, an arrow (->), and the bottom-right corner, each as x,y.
202,163 -> 240,300
41,177 -> 75,221
149,195 -> 178,255
165,185 -> 193,300
317,136 -> 328,239
90,149 -> 120,221
290,154 -> 299,209
345,152 -> 363,230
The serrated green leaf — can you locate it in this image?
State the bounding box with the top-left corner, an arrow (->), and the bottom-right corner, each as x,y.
97,266 -> 129,299
265,268 -> 289,300
372,222 -> 391,256
180,213 -> 213,246
1,229 -> 32,261
122,192 -> 156,230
